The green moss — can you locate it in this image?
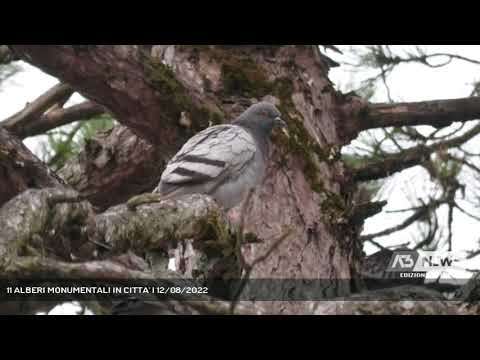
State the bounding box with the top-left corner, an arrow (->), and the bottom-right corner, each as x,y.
188,212 -> 242,279
205,212 -> 233,246
272,77 -> 329,193
139,54 -> 191,122
148,61 -> 189,108
221,57 -> 274,98
275,77 -> 295,100
139,52 -> 225,135
321,191 -> 347,216
189,106 -> 223,132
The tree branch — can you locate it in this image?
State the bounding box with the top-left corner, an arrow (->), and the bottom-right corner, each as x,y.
9,45 -> 223,146
359,199 -> 444,242
0,187 -> 260,315
350,122 -> 480,182
58,125 -> 167,211
363,97 -> 480,130
5,101 -> 106,139
1,83 -> 73,131
0,187 -> 233,262
350,145 -> 431,182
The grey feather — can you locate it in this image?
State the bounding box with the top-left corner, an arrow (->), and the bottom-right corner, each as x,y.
155,102 -> 284,209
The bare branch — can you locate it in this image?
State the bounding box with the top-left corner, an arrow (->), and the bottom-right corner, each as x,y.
235,188 -> 256,271
4,256 -> 152,279
363,97 -> 480,130
1,83 -> 73,131
321,45 -> 343,55
465,249 -> 480,260
230,228 -> 292,314
454,203 -> 480,222
407,52 -> 480,67
445,154 -> 480,175
350,123 -> 480,182
350,145 -> 431,182
349,200 -> 388,225
360,199 -> 444,242
364,238 -> 390,251
5,101 -> 106,139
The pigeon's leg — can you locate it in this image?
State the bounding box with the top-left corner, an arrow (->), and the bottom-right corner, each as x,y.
126,193 -> 166,210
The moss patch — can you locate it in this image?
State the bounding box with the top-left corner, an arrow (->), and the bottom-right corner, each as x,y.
221,57 -> 274,98
139,54 -> 190,122
189,106 -> 223,132
191,212 -> 242,279
272,77 -> 330,193
139,52 -> 224,134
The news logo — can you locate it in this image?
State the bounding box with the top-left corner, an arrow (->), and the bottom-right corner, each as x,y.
386,250 -> 461,278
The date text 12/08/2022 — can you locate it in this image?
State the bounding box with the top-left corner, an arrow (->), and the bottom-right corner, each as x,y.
5,286 -> 210,295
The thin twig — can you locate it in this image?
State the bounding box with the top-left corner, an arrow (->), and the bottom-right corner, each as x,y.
229,228 -> 292,314
235,187 -> 256,271
454,203 -> 480,222
365,239 -> 389,251
360,199 -> 445,242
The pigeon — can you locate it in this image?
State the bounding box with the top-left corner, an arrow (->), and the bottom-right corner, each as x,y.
155,102 -> 286,209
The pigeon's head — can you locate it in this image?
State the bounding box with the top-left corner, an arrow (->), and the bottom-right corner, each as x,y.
234,102 -> 286,136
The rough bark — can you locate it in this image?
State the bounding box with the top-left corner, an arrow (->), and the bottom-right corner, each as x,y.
338,94 -> 480,141
365,97 -> 480,130
58,125 -> 166,210
0,127 -> 67,206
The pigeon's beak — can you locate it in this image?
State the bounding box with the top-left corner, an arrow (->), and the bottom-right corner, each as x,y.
274,116 -> 287,129
274,116 -> 290,138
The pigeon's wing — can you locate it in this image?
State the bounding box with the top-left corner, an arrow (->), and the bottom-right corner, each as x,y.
159,125 -> 257,194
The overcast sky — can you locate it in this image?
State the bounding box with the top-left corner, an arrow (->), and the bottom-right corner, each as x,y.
1,46 -> 480,313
